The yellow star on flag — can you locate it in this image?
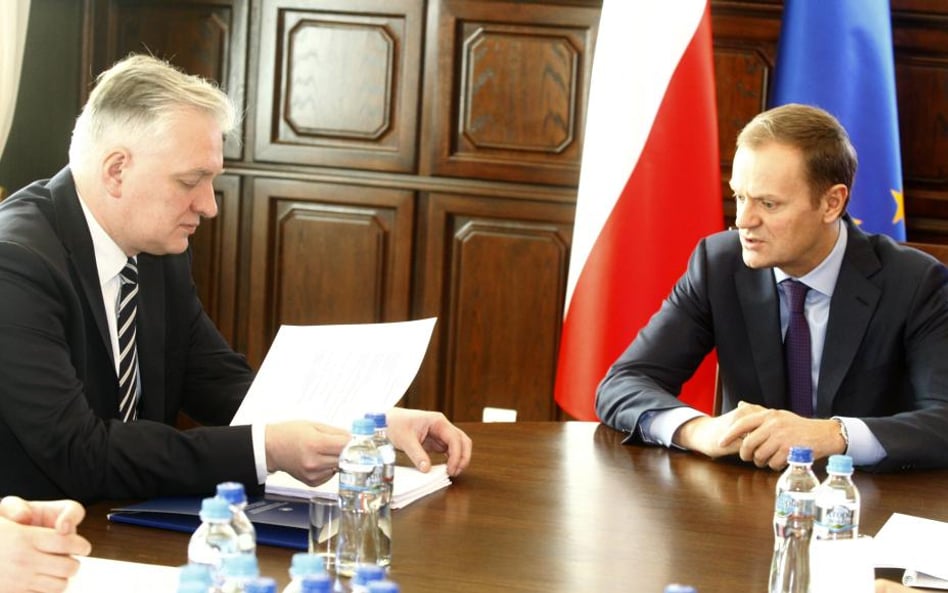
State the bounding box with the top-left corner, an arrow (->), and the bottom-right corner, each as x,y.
891,189 -> 905,224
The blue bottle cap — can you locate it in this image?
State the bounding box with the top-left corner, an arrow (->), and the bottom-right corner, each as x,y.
221,553 -> 259,577
364,413 -> 388,428
353,563 -> 386,585
787,446 -> 814,464
245,577 -> 278,593
301,573 -> 333,593
289,552 -> 326,577
367,580 -> 400,593
352,418 -> 376,436
198,496 -> 232,521
664,585 -> 697,593
178,563 -> 213,586
827,454 -> 854,474
216,481 -> 248,505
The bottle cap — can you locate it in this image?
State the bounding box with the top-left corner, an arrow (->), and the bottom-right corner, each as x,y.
289,552 -> 326,577
221,553 -> 259,577
216,481 -> 248,505
352,417 -> 376,436
301,573 -> 333,593
245,577 -> 278,593
663,585 -> 697,593
367,580 -> 400,593
353,563 -> 386,585
178,563 -> 213,586
198,496 -> 232,521
364,412 -> 388,428
827,454 -> 854,474
787,446 -> 814,464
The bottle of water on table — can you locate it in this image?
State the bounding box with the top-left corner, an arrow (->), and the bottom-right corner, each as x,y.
335,417 -> 384,577
188,496 -> 240,583
365,412 -> 394,567
814,454 -> 860,540
217,481 -> 257,554
768,446 -> 819,593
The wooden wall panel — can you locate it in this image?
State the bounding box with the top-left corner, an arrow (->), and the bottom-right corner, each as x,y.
87,0 -> 248,159
247,178 -> 414,366
412,193 -> 574,421
254,0 -> 423,172
421,0 -> 599,186
891,6 -> 948,240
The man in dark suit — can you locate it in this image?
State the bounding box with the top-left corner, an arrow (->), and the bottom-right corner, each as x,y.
596,104 -> 948,471
0,54 -> 472,502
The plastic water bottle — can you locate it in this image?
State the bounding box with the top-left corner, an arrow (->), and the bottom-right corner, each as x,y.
217,481 -> 257,554
768,446 -> 820,593
281,553 -> 327,593
351,563 -> 386,593
220,554 -> 260,593
246,578 -> 278,593
300,574 -> 333,593
336,418 -> 384,577
814,454 -> 860,540
664,585 -> 697,593
188,497 -> 240,581
364,412 -> 394,567
367,581 -> 399,593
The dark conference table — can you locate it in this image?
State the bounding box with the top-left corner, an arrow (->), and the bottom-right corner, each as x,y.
82,422 -> 948,592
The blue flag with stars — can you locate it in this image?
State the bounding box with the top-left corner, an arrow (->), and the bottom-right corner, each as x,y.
771,0 -> 905,240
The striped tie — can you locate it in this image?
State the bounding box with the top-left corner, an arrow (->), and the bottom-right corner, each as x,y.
117,258 -> 140,421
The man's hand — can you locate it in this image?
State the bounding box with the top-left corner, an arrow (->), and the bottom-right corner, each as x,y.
386,408 -> 473,477
264,421 -> 351,486
0,496 -> 91,593
719,402 -> 846,469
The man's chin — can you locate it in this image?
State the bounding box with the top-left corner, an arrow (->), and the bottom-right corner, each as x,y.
741,251 -> 770,269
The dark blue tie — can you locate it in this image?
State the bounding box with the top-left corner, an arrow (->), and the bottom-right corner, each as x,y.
783,279 -> 813,417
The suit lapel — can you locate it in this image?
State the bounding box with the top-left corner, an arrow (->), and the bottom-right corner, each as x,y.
49,169 -> 114,364
136,254 -> 167,421
817,225 -> 881,416
735,265 -> 786,408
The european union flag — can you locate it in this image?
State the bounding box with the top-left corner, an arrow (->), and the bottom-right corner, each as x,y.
772,0 -> 905,240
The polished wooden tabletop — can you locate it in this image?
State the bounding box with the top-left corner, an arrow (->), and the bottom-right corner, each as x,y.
82,422 -> 948,592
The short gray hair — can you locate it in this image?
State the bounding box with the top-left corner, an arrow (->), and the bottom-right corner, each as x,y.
69,54 -> 238,166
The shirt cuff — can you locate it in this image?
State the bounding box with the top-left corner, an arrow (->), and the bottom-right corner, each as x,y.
835,417 -> 887,466
251,423 -> 269,485
639,407 -> 706,449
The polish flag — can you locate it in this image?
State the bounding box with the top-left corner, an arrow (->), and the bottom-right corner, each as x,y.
555,0 -> 723,420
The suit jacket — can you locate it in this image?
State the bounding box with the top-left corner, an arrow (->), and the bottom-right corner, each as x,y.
0,168 -> 259,501
595,219 -> 948,471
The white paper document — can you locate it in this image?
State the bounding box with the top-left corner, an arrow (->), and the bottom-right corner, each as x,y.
66,556 -> 178,593
873,513 -> 948,586
266,464 -> 451,509
231,318 -> 436,429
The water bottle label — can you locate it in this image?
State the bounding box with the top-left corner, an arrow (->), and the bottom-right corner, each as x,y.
815,503 -> 857,537
774,491 -> 815,522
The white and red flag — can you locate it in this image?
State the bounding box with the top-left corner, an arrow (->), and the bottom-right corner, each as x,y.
555,0 -> 723,420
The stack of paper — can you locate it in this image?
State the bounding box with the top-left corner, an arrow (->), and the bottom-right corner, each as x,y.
267,464 -> 451,509
873,513 -> 948,589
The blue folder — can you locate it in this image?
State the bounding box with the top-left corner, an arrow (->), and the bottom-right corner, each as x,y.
108,496 -> 310,550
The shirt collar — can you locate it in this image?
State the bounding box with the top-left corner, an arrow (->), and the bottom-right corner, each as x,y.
76,192 -> 131,286
773,219 -> 848,297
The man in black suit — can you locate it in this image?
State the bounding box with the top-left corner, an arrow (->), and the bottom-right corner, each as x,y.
596,103 -> 948,471
0,54 -> 471,501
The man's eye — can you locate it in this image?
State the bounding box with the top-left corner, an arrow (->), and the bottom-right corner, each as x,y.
762,201 -> 776,209
734,194 -> 745,203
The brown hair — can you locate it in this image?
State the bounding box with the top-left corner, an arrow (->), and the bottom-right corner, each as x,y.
737,103 -> 857,206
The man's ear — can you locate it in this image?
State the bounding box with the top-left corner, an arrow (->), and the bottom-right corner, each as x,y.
102,148 -> 130,197
823,183 -> 848,222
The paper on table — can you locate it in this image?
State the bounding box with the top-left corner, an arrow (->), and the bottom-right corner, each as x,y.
266,464 -> 451,509
66,556 -> 178,593
231,318 -> 436,429
873,513 -> 948,582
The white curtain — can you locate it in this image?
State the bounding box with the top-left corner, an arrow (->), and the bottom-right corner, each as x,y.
0,0 -> 31,163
